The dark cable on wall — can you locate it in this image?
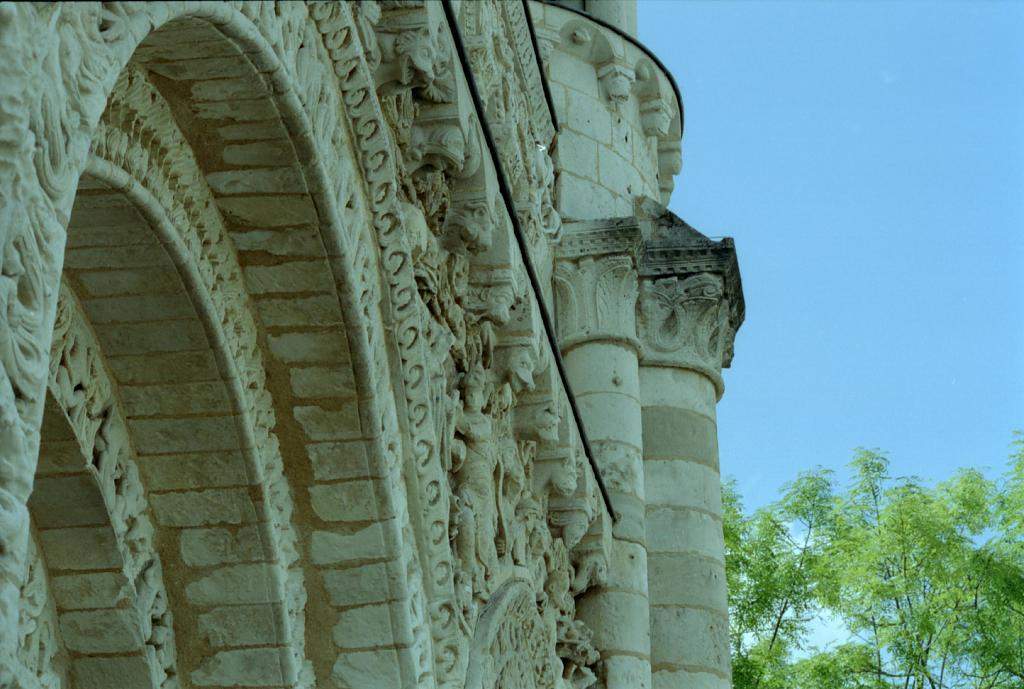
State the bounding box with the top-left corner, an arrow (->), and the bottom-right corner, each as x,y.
441,0 -> 618,523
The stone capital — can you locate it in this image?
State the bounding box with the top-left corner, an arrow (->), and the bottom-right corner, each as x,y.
554,219 -> 644,353
635,201 -> 744,397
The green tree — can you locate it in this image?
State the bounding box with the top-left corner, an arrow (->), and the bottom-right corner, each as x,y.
725,438 -> 1024,689
724,471 -> 835,689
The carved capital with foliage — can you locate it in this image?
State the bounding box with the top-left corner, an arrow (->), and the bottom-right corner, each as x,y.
554,220 -> 644,353
636,200 -> 744,397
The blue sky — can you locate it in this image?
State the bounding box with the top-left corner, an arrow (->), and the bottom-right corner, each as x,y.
638,0 -> 1024,513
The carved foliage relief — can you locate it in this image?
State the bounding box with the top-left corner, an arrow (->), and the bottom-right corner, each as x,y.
638,273 -> 732,378
0,2 -> 612,689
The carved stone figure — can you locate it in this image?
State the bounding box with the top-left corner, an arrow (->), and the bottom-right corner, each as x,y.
0,2 -> 739,689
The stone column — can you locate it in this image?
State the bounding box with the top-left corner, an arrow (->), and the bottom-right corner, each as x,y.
637,213 -> 743,689
586,0 -> 638,38
554,220 -> 651,689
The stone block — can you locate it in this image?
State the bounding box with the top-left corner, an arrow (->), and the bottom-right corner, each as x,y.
557,173 -> 618,220
309,480 -> 385,522
119,381 -> 231,417
644,460 -> 723,514
72,655 -> 152,689
63,244 -> 168,270
82,293 -> 195,324
29,474 -> 108,528
36,440 -> 84,475
180,525 -> 267,566
198,604 -> 281,647
222,140 -> 294,167
147,55 -> 251,80
75,266 -> 182,298
268,331 -> 344,363
129,416 -> 240,455
598,144 -> 641,197
191,647 -> 286,686
95,320 -> 208,356
107,350 -> 220,385
186,563 -> 281,606
576,394 -> 643,446
219,122 -> 286,141
332,602 -> 404,649
307,441 -> 375,482
641,406 -> 719,468
243,261 -> 335,294
555,130 -> 599,181
646,506 -> 725,558
39,527 -> 121,571
603,655 -> 652,689
60,608 -> 144,653
647,552 -> 728,609
194,98 -> 278,122
138,450 -> 250,490
331,649 -> 401,689
320,561 -> 398,607
255,294 -> 343,329
310,523 -> 388,565
603,540 -> 649,593
650,606 -> 730,674
549,52 -> 600,98
289,366 -> 356,399
566,89 -> 612,142
51,572 -> 131,610
653,667 -> 729,689
68,199 -> 142,228
294,404 -> 362,441
190,75 -> 270,102
216,196 -> 317,227
562,342 -> 640,398
150,488 -> 257,527
576,590 -> 650,655
639,367 -> 717,420
235,228 -> 326,258
207,168 -> 306,195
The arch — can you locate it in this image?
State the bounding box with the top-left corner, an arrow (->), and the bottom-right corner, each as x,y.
1,4 -> 439,688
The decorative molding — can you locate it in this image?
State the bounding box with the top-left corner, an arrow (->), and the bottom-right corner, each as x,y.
554,219 -> 644,352
636,200 -> 745,393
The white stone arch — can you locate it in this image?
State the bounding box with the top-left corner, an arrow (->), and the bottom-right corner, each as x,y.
32,284 -> 181,689
0,3 -> 442,688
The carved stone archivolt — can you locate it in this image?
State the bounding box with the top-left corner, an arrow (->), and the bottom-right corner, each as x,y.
0,3 -> 669,689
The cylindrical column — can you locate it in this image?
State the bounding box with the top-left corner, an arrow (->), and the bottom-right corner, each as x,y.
641,367 -> 729,689
555,230 -> 651,689
566,340 -> 650,689
585,0 -> 638,37
637,272 -> 737,689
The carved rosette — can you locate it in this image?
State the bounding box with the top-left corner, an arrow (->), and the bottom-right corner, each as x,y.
465,580 -> 561,689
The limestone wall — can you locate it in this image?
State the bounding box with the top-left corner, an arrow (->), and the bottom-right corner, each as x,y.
0,3 -> 739,689
532,1 -> 682,220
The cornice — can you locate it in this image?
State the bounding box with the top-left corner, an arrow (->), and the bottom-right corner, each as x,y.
637,201 -> 745,340
556,216 -> 644,262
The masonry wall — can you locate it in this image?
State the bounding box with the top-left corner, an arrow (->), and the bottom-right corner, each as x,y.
533,2 -> 679,220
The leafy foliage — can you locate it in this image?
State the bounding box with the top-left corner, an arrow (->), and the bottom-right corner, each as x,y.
726,437 -> 1024,689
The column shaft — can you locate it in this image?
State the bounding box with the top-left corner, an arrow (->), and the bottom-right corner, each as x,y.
641,366 -> 730,689
566,341 -> 651,689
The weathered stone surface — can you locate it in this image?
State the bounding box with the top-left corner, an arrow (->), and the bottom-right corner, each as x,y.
3,4 -> 740,689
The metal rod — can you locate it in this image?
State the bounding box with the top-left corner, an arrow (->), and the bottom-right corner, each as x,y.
536,0 -> 685,138
521,0 -> 561,133
441,0 -> 617,522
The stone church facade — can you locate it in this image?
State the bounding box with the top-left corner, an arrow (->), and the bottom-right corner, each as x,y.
0,2 -> 743,689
